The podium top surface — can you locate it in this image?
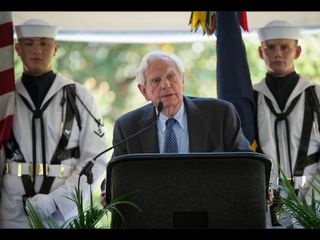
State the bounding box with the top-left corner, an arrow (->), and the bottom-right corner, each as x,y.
107,152 -> 272,186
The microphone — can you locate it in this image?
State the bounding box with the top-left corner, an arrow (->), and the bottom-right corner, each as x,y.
79,101 -> 164,182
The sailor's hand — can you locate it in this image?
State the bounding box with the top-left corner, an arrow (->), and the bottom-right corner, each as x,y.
266,186 -> 274,205
100,190 -> 107,208
29,193 -> 57,215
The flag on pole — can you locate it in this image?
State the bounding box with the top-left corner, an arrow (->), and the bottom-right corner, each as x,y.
189,11 -> 248,36
189,11 -> 217,35
0,12 -> 15,148
216,11 -> 256,145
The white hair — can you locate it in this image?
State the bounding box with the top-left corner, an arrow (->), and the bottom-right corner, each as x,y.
135,51 -> 185,85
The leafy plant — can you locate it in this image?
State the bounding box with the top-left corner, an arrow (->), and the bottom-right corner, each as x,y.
26,200 -> 60,229
274,167 -> 320,229
25,187 -> 141,229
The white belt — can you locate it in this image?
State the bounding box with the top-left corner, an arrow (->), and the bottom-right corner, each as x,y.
5,161 -> 75,178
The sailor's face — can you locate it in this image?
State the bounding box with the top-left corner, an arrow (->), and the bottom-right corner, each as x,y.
259,39 -> 301,77
15,37 -> 57,76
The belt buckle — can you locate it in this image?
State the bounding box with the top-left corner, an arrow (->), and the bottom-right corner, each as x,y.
5,162 -> 22,176
36,163 -> 43,176
59,164 -> 65,178
5,163 -> 10,174
36,163 -> 48,176
29,163 -> 48,176
17,162 -> 22,177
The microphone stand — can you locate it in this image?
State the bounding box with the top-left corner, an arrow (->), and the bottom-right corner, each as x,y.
78,102 -> 163,208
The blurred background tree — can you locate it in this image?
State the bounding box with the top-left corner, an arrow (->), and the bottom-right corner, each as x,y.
13,33 -> 320,163
13,33 -> 320,227
14,33 -> 320,152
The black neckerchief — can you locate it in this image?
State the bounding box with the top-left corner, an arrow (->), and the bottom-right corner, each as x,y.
21,71 -> 56,109
266,72 -> 299,111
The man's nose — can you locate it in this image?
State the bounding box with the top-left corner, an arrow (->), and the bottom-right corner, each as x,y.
160,78 -> 170,89
274,46 -> 282,57
32,44 -> 42,55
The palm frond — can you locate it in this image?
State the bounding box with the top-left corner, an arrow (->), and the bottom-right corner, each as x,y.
274,166 -> 320,229
25,200 -> 61,228
26,186 -> 141,229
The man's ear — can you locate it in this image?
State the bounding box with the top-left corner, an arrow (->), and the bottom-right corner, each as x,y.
138,84 -> 150,101
258,46 -> 264,60
15,42 -> 21,56
295,45 -> 302,59
182,75 -> 185,91
53,42 -> 58,56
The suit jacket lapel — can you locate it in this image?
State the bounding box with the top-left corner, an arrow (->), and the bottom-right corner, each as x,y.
136,98 -> 208,153
138,104 -> 160,153
184,97 -> 208,152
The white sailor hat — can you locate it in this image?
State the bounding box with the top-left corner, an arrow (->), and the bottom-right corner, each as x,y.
257,20 -> 300,41
15,18 -> 58,39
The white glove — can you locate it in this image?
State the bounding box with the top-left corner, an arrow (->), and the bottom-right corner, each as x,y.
29,194 -> 57,216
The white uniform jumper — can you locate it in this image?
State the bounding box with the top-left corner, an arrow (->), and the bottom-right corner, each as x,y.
254,76 -> 320,226
0,73 -> 107,228
254,76 -> 320,189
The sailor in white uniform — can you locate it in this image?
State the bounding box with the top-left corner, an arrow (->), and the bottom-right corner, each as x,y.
0,18 -> 107,228
254,20 -> 320,227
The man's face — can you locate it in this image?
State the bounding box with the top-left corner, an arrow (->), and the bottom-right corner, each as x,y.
259,39 -> 301,77
15,37 -> 57,76
138,57 -> 184,117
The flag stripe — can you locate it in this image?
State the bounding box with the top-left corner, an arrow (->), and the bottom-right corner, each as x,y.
0,45 -> 14,72
0,12 -> 13,24
0,21 -> 13,48
0,115 -> 13,146
0,91 -> 15,120
0,69 -> 15,95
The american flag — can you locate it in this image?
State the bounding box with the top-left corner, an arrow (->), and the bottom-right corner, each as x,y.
0,12 -> 15,149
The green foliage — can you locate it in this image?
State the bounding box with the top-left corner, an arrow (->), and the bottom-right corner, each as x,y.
26,201 -> 60,229
13,34 -> 320,157
16,35 -> 320,227
25,187 -> 140,229
274,167 -> 320,229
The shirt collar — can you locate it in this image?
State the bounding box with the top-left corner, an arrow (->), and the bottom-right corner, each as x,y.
158,103 -> 185,132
